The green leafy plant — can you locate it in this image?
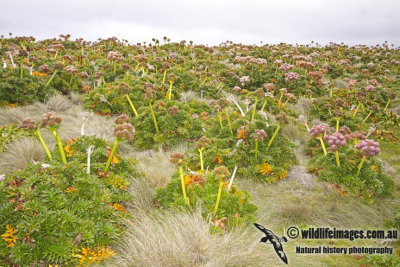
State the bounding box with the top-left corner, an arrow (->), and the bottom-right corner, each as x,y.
0,136 -> 136,266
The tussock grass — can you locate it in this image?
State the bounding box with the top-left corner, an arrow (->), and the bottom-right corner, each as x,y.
127,177 -> 155,213
106,209 -> 267,267
237,178 -> 394,229
293,96 -> 312,116
45,93 -> 71,112
70,92 -> 83,105
282,123 -> 309,145
0,137 -> 46,172
133,143 -> 190,187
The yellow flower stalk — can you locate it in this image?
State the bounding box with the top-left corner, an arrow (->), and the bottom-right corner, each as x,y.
104,138 -> 119,173
46,70 -> 58,87
124,94 -> 139,117
225,108 -> 233,136
251,97 -> 258,123
356,156 -> 366,177
149,101 -> 159,133
267,125 -> 281,149
316,136 -> 327,156
213,181 -> 224,215
179,166 -> 189,205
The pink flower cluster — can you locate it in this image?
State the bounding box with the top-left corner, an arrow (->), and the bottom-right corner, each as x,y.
285,72 -> 299,83
356,139 -> 380,157
324,132 -> 346,152
309,124 -> 326,138
365,85 -> 376,92
279,63 -> 294,72
239,76 -> 250,86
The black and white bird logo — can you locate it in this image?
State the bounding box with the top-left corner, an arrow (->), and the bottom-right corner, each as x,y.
254,223 -> 288,264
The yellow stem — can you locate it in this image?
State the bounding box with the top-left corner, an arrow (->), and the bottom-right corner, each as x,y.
162,70 -> 167,83
104,138 -> 119,173
53,131 -> 67,164
199,148 -> 204,171
217,112 -> 223,130
362,111 -> 372,123
225,108 -> 233,136
317,137 -> 327,156
168,82 -> 173,100
251,97 -> 258,123
213,181 -> 224,215
179,166 -> 189,205
356,156 -> 366,177
149,101 -> 159,133
335,150 -> 340,166
125,94 -> 138,117
267,125 -> 281,149
384,99 -> 391,111
36,129 -> 52,161
260,99 -> 267,112
353,103 -> 360,117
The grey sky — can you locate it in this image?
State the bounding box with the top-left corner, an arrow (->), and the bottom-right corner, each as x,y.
1,0 -> 399,45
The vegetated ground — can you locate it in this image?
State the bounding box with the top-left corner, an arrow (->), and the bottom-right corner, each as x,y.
0,36 -> 399,266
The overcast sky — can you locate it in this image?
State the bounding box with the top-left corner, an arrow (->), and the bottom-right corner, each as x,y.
1,0 -> 399,46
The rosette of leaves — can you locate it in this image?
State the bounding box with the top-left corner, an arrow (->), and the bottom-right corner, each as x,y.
0,136 -> 136,266
306,127 -> 393,201
132,100 -> 204,149
155,166 -> 257,230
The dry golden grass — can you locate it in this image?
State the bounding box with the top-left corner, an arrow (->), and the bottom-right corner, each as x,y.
0,137 -> 46,172
237,178 -> 394,230
105,209 -> 268,267
127,177 -> 155,213
132,143 -> 191,187
46,93 -> 71,112
293,97 -> 312,116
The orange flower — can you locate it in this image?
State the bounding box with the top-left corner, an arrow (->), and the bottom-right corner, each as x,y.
1,225 -> 17,248
32,72 -> 48,77
106,147 -> 119,164
258,162 -> 273,176
112,203 -> 127,213
237,127 -> 248,140
184,174 -> 204,187
65,186 -> 77,193
370,165 -> 378,173
276,171 -> 288,180
213,155 -> 222,166
64,144 -> 74,157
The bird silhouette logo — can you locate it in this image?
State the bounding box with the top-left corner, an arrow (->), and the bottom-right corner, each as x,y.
254,223 -> 288,264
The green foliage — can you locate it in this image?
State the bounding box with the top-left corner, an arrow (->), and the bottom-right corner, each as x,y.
132,100 -> 207,149
306,139 -> 394,201
155,169 -> 257,230
188,117 -> 297,182
0,68 -> 54,106
0,136 -> 136,266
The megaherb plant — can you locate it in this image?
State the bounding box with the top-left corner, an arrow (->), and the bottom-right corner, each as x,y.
155,165 -> 257,231
189,117 -> 297,183
132,100 -> 206,149
306,126 -> 393,201
0,136 -> 136,266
